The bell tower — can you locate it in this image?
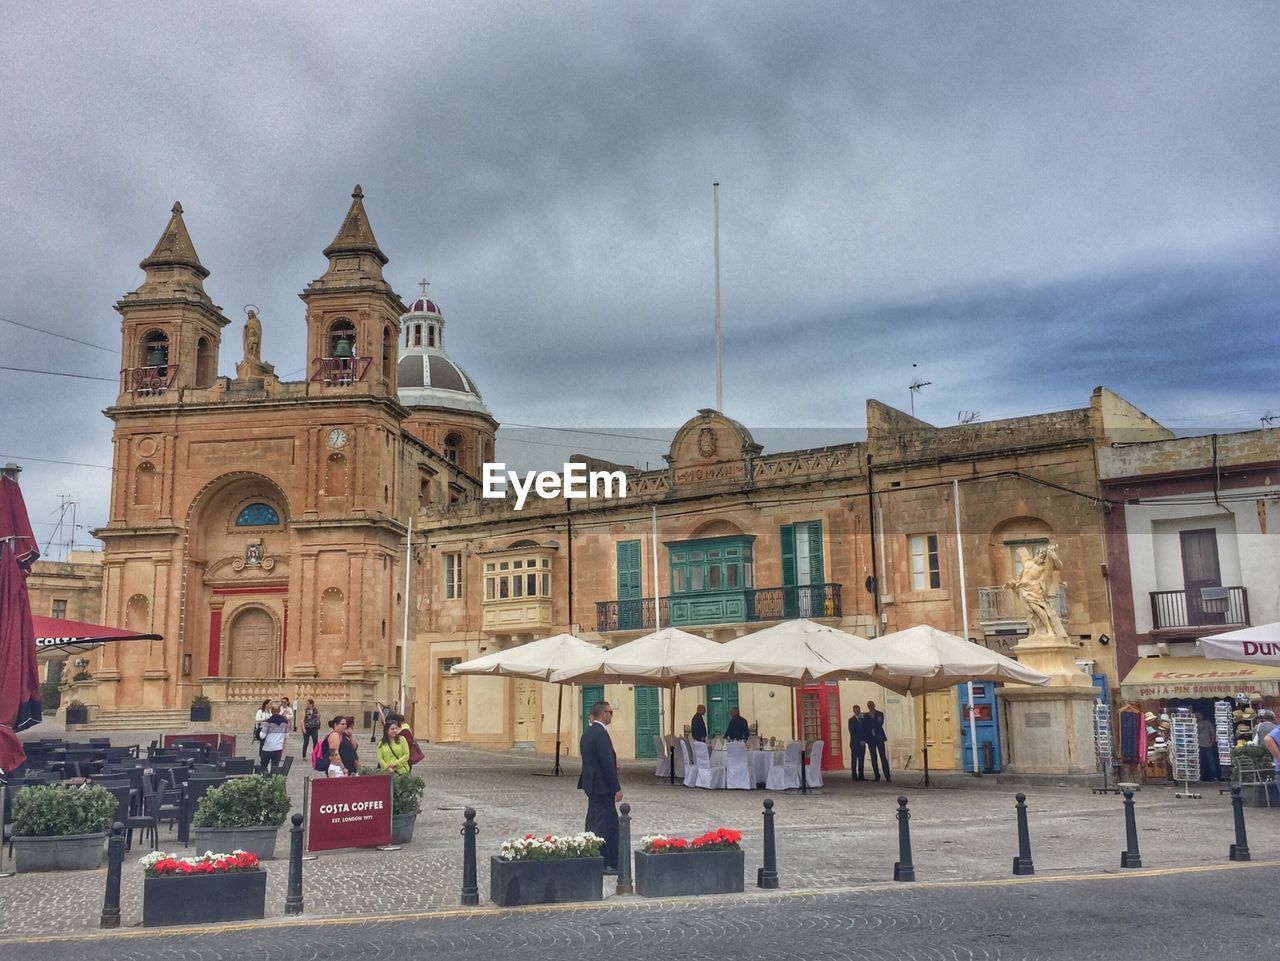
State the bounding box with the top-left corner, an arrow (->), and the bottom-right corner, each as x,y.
115,202 -> 229,399
300,185 -> 404,395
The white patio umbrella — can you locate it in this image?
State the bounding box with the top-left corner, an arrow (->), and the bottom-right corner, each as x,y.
451,632 -> 604,775
871,625 -> 1050,785
1197,623 -> 1280,664
550,627 -> 727,784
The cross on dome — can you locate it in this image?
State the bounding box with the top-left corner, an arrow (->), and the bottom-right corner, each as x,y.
419,278 -> 430,297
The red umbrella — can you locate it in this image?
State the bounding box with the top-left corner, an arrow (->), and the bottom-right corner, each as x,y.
33,614 -> 162,651
0,472 -> 42,772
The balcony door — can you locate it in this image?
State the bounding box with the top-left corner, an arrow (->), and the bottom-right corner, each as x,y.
1180,529 -> 1223,626
616,540 -> 643,630
781,521 -> 824,618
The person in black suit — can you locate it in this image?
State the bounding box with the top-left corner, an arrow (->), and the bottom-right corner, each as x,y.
691,704 -> 707,742
578,700 -> 622,873
724,707 -> 750,741
863,700 -> 890,782
848,705 -> 867,781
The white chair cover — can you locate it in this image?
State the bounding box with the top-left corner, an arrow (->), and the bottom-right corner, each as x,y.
724,741 -> 752,790
653,734 -> 671,778
765,741 -> 802,791
805,739 -> 825,788
746,735 -> 761,750
673,738 -> 687,780
692,740 -> 726,789
679,740 -> 698,787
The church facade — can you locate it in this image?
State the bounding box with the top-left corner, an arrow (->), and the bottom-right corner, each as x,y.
84,188 -> 493,727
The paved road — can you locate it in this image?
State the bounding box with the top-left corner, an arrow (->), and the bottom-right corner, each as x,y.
8,863 -> 1280,961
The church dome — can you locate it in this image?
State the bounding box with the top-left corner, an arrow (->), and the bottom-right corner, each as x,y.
396,293 -> 490,416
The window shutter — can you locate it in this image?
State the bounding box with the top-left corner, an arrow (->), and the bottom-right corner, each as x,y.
806,521 -> 824,585
780,524 -> 796,588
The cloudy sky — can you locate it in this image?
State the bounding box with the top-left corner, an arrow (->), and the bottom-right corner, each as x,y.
2,3 -> 1277,556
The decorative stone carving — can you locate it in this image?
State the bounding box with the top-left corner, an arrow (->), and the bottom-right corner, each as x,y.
1007,545 -> 1068,641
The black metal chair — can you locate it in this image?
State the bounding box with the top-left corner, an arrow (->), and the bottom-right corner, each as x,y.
180,775 -> 227,845
88,738 -> 112,748
221,757 -> 255,775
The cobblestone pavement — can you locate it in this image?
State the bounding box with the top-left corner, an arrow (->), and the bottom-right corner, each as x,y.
7,864 -> 1280,959
4,729 -> 1279,940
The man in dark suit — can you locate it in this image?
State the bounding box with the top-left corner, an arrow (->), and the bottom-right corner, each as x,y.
848,704 -> 867,781
578,700 -> 622,873
691,704 -> 707,742
724,706 -> 750,741
863,700 -> 890,782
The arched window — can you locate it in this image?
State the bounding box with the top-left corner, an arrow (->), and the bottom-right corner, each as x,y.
427,324 -> 437,348
321,588 -> 344,634
444,433 -> 461,464
134,462 -> 157,506
235,503 -> 280,527
325,453 -> 348,496
141,330 -> 169,369
413,324 -> 422,347
327,318 -> 356,358
126,594 -> 150,633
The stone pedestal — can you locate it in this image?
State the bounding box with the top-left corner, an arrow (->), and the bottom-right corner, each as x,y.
1000,629 -> 1098,774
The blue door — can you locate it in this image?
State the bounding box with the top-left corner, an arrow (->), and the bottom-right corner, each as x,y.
958,682 -> 1002,773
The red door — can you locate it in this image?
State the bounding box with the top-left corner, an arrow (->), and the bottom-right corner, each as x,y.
796,683 -> 843,770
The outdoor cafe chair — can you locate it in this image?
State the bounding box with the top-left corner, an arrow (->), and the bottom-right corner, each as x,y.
692,741 -> 726,790
766,741 -> 802,791
88,738 -> 112,748
678,741 -> 698,788
220,757 -> 255,776
724,741 -> 752,790
652,735 -> 672,778
804,740 -> 825,789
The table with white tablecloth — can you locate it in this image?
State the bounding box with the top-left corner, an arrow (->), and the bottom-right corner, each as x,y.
747,749 -> 778,785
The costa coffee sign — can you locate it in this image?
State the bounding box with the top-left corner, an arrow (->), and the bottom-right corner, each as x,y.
306,774 -> 393,852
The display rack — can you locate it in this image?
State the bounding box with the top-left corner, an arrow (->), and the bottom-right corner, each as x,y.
1170,707 -> 1201,799
1091,700 -> 1118,794
1215,700 -> 1233,767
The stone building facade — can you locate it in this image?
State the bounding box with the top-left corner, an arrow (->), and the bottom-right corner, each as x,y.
78,188 -> 492,727
412,389 -> 1152,772
26,550 -> 105,682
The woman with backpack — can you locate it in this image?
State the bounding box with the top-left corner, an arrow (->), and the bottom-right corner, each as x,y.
301,699 -> 321,759
316,715 -> 358,775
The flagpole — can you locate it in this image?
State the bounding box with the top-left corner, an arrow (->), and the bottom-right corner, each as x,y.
400,514 -> 413,722
713,182 -> 722,412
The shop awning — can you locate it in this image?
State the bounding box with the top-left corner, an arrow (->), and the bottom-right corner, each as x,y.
1118,656 -> 1280,700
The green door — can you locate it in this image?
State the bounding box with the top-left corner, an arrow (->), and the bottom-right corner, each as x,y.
781,521 -> 825,618
634,686 -> 660,758
580,685 -> 604,743
706,683 -> 739,738
616,540 -> 643,630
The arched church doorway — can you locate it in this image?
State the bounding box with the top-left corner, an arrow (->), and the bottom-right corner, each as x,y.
229,607 -> 280,678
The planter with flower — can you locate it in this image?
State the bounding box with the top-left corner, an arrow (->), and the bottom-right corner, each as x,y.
490,831 -> 605,906
189,694 -> 212,722
140,849 -> 266,926
634,828 -> 745,897
191,775 -> 290,860
10,783 -> 116,872
391,771 -> 425,844
64,700 -> 89,725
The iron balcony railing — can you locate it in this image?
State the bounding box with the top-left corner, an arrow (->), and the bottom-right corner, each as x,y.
978,585 -> 1068,623
1150,586 -> 1249,631
596,583 -> 843,633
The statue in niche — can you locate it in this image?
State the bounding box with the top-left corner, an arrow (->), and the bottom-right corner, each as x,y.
1007,545 -> 1069,640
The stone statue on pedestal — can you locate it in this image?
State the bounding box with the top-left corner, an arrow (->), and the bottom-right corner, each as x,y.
1007,545 -> 1068,640
235,306 -> 276,381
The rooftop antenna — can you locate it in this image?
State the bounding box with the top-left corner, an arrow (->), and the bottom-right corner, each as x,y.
908,364 -> 931,417
713,182 -> 722,412
958,410 -> 981,424
1262,412 -> 1277,428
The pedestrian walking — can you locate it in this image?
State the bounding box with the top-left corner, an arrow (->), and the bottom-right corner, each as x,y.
301,699 -> 321,759
259,704 -> 289,775
280,696 -> 295,733
1195,711 -> 1221,781
578,700 -> 622,874
325,716 -> 359,775
863,700 -> 891,782
253,698 -> 271,745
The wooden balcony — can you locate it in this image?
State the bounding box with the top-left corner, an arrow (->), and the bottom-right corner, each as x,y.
482,596 -> 555,634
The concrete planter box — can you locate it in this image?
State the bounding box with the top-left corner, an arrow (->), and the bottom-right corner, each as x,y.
391,812 -> 417,845
64,707 -> 88,725
489,855 -> 604,907
191,825 -> 280,860
189,705 -> 212,722
143,869 -> 267,927
13,832 -> 106,872
634,848 -> 745,897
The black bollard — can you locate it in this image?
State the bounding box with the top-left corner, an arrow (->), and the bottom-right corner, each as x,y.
1229,786 -> 1251,862
669,744 -> 676,786
1120,789 -> 1142,868
799,747 -> 809,794
99,822 -> 125,929
461,807 -> 479,906
893,795 -> 915,882
285,813 -> 305,915
616,803 -> 634,895
757,798 -> 779,889
1012,793 -> 1034,876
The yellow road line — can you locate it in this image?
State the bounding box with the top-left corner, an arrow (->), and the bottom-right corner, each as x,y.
4,859 -> 1277,945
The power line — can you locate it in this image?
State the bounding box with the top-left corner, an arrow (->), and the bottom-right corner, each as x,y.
0,454 -> 114,470
0,314 -> 116,354
0,365 -> 117,383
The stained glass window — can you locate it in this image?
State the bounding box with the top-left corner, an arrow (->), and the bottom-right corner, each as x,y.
235,503 -> 279,527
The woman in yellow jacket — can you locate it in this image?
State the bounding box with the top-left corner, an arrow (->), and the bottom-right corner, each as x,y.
377,720 -> 411,773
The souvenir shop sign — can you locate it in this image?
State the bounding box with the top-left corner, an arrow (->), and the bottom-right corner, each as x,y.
306,774 -> 393,852
1118,656 -> 1280,699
